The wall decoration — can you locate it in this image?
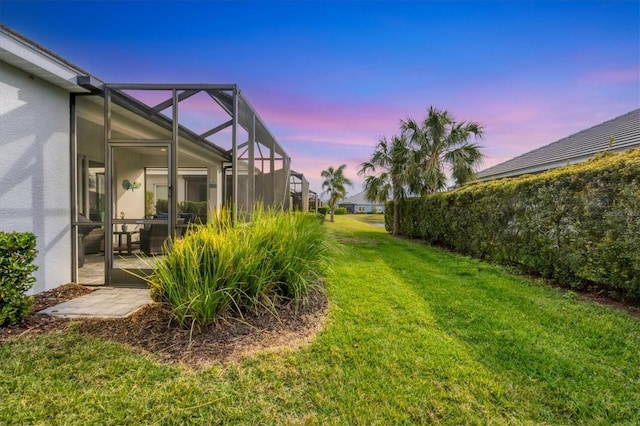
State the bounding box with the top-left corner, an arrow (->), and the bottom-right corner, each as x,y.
122,179 -> 142,192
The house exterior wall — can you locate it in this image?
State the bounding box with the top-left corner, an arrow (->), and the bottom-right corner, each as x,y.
338,203 -> 385,214
355,204 -> 384,214
0,61 -> 71,293
114,151 -> 146,220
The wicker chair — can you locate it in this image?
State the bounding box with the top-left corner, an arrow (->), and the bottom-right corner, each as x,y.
139,219 -> 185,255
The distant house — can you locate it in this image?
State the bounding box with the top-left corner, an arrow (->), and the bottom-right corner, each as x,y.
477,109 -> 640,181
338,191 -> 385,214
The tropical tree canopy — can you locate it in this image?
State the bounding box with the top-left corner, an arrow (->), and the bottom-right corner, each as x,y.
401,106 -> 484,194
321,164 -> 353,222
358,134 -> 414,203
358,134 -> 415,235
359,106 -> 484,234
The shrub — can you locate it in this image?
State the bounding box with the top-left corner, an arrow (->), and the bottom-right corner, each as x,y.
145,191 -> 154,218
309,212 -> 325,222
391,149 -> 640,301
317,206 -> 329,215
334,207 -> 347,215
178,201 -> 208,216
155,199 -> 168,214
147,208 -> 328,327
178,201 -> 208,223
0,232 -> 37,326
155,199 -> 208,222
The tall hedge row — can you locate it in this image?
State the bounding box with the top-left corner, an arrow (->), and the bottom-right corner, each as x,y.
386,149 -> 640,301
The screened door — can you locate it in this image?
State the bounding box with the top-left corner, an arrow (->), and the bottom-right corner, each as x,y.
107,145 -> 171,286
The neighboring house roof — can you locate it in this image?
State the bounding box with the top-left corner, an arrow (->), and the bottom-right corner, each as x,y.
339,190 -> 386,206
477,109 -> 640,181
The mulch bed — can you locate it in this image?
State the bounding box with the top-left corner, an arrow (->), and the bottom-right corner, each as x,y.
0,283 -> 93,342
0,283 -> 328,369
567,290 -> 640,320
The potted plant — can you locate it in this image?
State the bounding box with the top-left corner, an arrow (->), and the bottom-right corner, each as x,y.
120,211 -> 128,232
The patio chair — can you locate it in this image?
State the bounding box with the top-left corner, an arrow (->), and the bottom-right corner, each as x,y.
139,218 -> 185,255
77,214 -> 104,267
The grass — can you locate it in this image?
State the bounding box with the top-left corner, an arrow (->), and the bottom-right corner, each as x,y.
349,212 -> 385,225
1,216 -> 639,424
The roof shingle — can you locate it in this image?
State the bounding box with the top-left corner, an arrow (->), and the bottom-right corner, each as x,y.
477,109 -> 640,180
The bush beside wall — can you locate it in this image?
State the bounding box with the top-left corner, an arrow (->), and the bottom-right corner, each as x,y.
178,201 -> 208,223
388,149 -> 640,300
0,232 -> 37,326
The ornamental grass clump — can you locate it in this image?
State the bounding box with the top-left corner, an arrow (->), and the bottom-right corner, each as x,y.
249,208 -> 328,301
148,207 -> 328,327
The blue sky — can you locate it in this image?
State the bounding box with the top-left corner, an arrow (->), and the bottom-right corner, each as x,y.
1,0 -> 638,193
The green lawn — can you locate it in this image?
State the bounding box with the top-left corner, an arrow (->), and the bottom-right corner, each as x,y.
348,212 -> 385,225
1,216 -> 639,424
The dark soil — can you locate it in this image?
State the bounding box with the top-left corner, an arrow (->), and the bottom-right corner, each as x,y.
77,289 -> 328,367
0,283 -> 93,342
565,289 -> 640,320
0,283 -> 328,369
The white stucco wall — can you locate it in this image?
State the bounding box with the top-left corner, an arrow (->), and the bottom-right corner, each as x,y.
0,61 -> 71,293
114,151 -> 146,220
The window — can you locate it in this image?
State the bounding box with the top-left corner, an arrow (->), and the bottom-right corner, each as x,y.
78,157 -> 105,222
154,184 -> 168,213
184,176 -> 207,202
358,206 -> 366,213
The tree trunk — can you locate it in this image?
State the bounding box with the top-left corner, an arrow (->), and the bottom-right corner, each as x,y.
330,208 -> 335,222
393,198 -> 400,236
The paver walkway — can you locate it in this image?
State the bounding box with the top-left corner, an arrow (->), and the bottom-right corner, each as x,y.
40,287 -> 152,318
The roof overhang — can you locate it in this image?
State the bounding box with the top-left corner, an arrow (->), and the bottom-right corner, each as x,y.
290,169 -> 308,184
0,24 -> 100,93
1,25 -> 299,209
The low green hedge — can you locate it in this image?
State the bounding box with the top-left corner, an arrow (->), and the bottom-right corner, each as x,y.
155,200 -> 208,217
309,212 -> 326,222
334,207 -> 347,215
0,232 -> 37,326
388,149 -> 640,301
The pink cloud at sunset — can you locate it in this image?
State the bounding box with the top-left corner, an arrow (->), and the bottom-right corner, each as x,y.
580,68 -> 640,84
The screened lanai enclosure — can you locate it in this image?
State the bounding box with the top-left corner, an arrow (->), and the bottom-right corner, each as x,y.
290,170 -> 310,212
72,83 -> 296,286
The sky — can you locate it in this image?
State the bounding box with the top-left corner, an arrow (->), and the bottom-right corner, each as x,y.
1,0 -> 638,196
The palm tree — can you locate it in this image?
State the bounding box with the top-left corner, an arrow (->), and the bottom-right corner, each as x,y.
401,106 -> 484,194
321,164 -> 353,222
358,134 -> 415,235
